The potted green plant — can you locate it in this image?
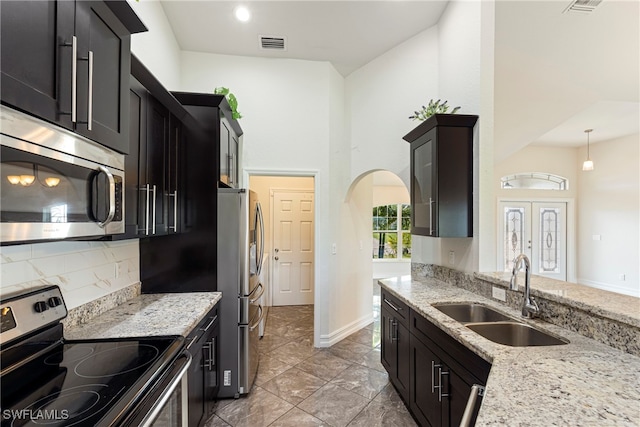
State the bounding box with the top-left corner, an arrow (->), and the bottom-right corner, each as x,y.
409,99 -> 460,121
214,87 -> 242,120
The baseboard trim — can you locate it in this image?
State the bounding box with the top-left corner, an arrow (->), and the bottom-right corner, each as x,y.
318,313 -> 373,348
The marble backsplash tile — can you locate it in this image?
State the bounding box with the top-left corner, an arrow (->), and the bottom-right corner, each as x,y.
412,262 -> 640,356
1,240 -> 140,310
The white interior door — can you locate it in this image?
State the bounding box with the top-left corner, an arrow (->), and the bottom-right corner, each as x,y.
498,201 -> 567,281
272,190 -> 314,306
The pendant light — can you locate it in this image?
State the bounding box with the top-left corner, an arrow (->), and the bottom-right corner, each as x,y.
582,128 -> 594,171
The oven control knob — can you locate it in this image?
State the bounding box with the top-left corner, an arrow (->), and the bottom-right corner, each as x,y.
34,301 -> 49,313
48,297 -> 62,308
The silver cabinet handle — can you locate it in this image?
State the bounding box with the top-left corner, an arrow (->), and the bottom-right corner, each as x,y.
429,197 -> 435,235
431,361 -> 438,393
438,367 -> 450,402
391,319 -> 398,342
141,184 -> 150,235
228,154 -> 233,184
384,298 -> 402,312
87,50 -> 93,131
151,184 -> 157,234
200,315 -> 217,332
211,337 -> 216,368
97,166 -> 115,228
460,384 -> 485,427
169,190 -> 178,232
65,36 -> 77,123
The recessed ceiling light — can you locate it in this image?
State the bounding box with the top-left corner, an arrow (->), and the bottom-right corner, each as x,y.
235,6 -> 251,22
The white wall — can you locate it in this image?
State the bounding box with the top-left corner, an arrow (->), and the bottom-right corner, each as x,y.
127,0 -> 182,89
0,240 -> 140,309
179,52 -> 375,345
412,0 -> 484,273
577,134 -> 639,296
346,27 -> 439,189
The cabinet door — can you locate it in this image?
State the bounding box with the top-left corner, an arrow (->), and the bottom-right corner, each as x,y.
0,0 -> 74,130
167,115 -> 181,234
203,318 -> 220,418
75,1 -> 130,153
219,115 -> 231,187
230,134 -> 239,187
410,334 -> 442,427
381,306 -> 397,380
145,96 -> 169,236
446,367 -> 476,427
411,128 -> 436,236
187,333 -> 206,427
396,319 -> 411,402
121,76 -> 147,238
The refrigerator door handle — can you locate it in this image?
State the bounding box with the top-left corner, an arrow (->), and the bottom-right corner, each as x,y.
248,282 -> 265,303
256,202 -> 265,275
249,305 -> 264,331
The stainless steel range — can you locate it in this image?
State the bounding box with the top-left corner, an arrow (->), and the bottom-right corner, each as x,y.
0,286 -> 190,426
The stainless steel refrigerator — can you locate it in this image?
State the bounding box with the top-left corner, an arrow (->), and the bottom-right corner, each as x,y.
217,188 -> 265,398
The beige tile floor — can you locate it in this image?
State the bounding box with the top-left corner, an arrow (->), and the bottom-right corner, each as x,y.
205,284 -> 417,427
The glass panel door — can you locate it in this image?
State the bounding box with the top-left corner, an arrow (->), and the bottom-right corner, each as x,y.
498,201 -> 567,281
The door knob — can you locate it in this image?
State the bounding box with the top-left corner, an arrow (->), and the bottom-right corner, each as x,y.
275,248 -> 279,253
275,256 -> 279,261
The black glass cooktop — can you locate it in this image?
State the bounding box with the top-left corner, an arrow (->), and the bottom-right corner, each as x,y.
1,336 -> 182,427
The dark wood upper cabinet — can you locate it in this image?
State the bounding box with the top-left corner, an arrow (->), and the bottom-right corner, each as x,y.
171,92 -> 243,189
0,0 -> 146,154
121,57 -> 191,240
1,1 -> 75,130
404,114 -> 478,237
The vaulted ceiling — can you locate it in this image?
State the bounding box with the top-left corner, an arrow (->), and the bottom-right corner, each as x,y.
159,1 -> 639,154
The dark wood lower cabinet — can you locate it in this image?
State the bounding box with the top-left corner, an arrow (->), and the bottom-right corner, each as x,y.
186,304 -> 219,427
382,305 -> 410,402
381,298 -> 491,427
381,291 -> 411,403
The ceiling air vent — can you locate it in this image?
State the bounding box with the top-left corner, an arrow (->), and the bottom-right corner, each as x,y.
259,35 -> 287,51
563,0 -> 603,14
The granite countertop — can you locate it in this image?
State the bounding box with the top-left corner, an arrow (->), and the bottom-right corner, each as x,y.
64,292 -> 222,340
476,271 -> 640,327
379,275 -> 640,426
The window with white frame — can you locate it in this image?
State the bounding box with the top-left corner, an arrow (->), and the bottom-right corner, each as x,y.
372,204 -> 411,260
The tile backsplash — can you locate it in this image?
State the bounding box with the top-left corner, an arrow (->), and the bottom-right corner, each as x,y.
1,240 -> 140,309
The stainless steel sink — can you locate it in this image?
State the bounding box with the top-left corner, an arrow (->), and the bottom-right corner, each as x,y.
466,322 -> 569,347
433,303 -> 514,323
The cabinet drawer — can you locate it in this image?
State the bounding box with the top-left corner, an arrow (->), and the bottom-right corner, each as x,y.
381,290 -> 409,327
410,310 -> 490,385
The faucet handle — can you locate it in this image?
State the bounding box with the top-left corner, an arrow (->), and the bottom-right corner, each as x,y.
523,296 -> 540,318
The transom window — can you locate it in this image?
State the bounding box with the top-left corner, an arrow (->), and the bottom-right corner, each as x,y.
501,173 -> 568,190
372,204 -> 411,260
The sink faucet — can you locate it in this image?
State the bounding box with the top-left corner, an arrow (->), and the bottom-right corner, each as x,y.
509,254 -> 540,318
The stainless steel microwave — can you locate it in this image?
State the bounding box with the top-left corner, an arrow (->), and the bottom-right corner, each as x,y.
0,106 -> 124,244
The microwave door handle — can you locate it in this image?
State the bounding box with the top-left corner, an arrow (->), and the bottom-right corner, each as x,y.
97,166 -> 116,228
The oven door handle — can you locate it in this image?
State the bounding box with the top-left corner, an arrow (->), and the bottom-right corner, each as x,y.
139,353 -> 192,427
